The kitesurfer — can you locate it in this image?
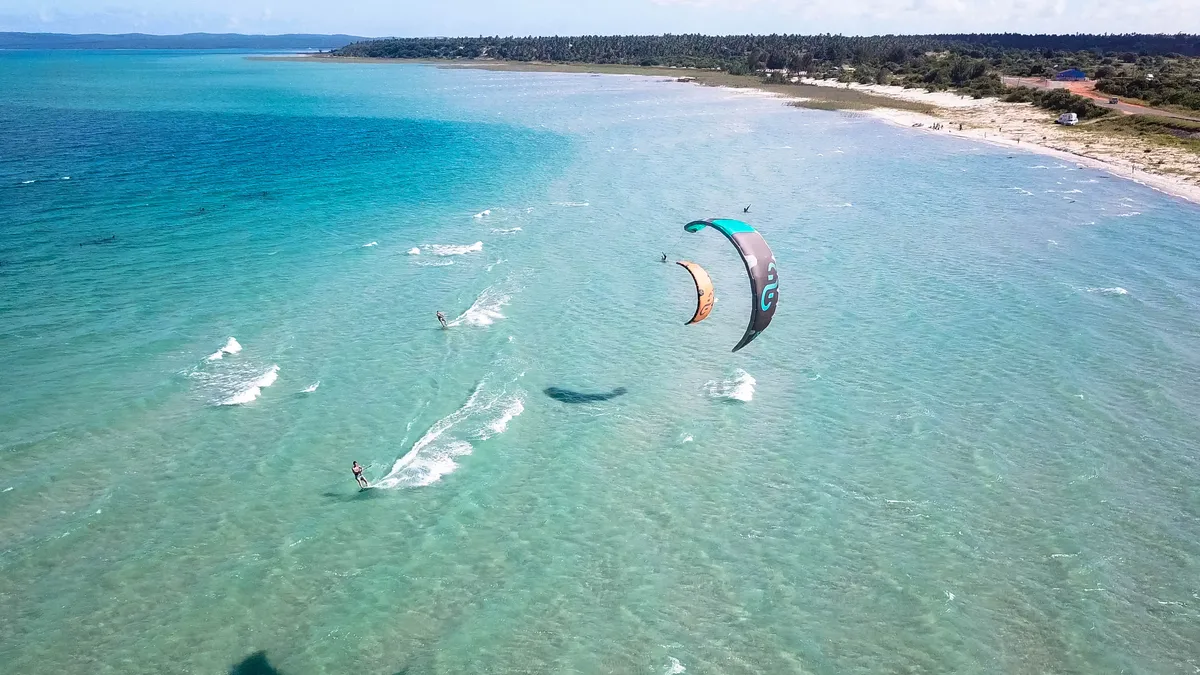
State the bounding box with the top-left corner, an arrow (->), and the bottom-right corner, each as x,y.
436,311 -> 448,328
743,204 -> 751,213
352,461 -> 368,489
661,252 -> 668,263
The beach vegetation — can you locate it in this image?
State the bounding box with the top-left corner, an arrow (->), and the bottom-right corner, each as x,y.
1085,115 -> 1200,153
1003,87 -> 1113,119
335,34 -> 1200,112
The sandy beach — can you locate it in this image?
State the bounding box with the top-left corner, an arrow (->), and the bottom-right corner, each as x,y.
794,78 -> 1200,205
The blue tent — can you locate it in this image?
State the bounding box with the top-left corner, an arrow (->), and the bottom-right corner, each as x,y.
1053,68 -> 1087,81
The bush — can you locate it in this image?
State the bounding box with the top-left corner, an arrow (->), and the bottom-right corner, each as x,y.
1003,86 -> 1112,119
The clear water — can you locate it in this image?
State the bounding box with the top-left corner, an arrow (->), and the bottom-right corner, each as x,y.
2,52 -> 1199,674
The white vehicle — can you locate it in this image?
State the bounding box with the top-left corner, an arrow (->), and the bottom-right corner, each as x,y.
1056,112 -> 1079,126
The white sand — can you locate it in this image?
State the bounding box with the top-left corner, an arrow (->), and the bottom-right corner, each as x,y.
794,79 -> 1200,206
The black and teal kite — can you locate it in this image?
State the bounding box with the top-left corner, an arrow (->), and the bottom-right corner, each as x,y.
684,218 -> 778,352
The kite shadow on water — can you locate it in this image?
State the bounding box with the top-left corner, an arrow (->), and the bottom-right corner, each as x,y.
544,386 -> 628,404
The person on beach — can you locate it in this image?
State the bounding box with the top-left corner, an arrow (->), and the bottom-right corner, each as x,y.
436,311 -> 448,328
352,461 -> 368,489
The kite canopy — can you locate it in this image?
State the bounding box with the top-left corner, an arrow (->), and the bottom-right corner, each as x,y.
684,218 -> 778,352
676,260 -> 715,325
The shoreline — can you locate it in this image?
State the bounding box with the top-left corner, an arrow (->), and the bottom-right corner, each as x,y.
258,56 -> 1200,205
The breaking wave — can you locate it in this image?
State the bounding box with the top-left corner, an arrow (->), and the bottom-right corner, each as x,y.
374,381 -> 525,488
220,365 -> 280,405
553,201 -> 589,207
301,381 -> 320,393
491,227 -> 522,234
1087,287 -> 1129,296
207,337 -> 243,361
704,368 -> 756,402
426,241 -> 483,256
362,241 -> 378,247
407,247 -> 421,255
473,209 -> 492,218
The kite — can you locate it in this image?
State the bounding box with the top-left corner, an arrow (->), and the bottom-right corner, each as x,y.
675,260 -> 715,325
683,218 -> 778,352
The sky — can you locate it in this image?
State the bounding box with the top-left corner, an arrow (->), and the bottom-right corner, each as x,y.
1,0 -> 1198,37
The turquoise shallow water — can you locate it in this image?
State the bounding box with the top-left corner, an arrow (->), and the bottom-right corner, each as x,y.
2,52 -> 1200,674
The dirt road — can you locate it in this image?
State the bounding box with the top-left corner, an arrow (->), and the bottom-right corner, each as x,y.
1001,76 -> 1200,121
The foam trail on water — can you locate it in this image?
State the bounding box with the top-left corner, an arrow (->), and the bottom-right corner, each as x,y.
207,337 -> 242,361
220,365 -> 279,405
407,247 -> 421,255
375,382 -> 524,488
478,397 -> 524,439
448,286 -> 510,327
704,368 -> 756,402
1087,287 -> 1129,296
426,241 -> 483,256
301,381 -> 320,393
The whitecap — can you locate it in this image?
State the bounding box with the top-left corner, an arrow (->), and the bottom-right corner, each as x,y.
407,247 -> 421,255
60,176 -> 70,180
552,201 -> 589,207
704,368 -> 756,402
1030,165 -> 1049,169
219,364 -> 279,405
414,259 -> 455,267
1113,211 -> 1141,218
426,241 -> 483,256
207,337 -> 242,361
301,381 -> 320,393
362,241 -> 378,247
491,227 -> 522,234
20,179 -> 36,184
666,657 -> 686,674
473,209 -> 492,218
1008,187 -> 1034,196
680,434 -> 694,444
1086,287 -> 1129,296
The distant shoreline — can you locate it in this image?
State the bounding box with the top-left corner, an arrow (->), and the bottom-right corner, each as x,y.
257,55 -> 1200,205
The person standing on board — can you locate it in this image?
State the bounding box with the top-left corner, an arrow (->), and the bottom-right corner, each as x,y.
352,461 -> 368,489
436,311 -> 448,328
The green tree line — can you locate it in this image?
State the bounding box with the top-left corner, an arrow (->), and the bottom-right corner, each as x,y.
335,33 -> 1200,111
